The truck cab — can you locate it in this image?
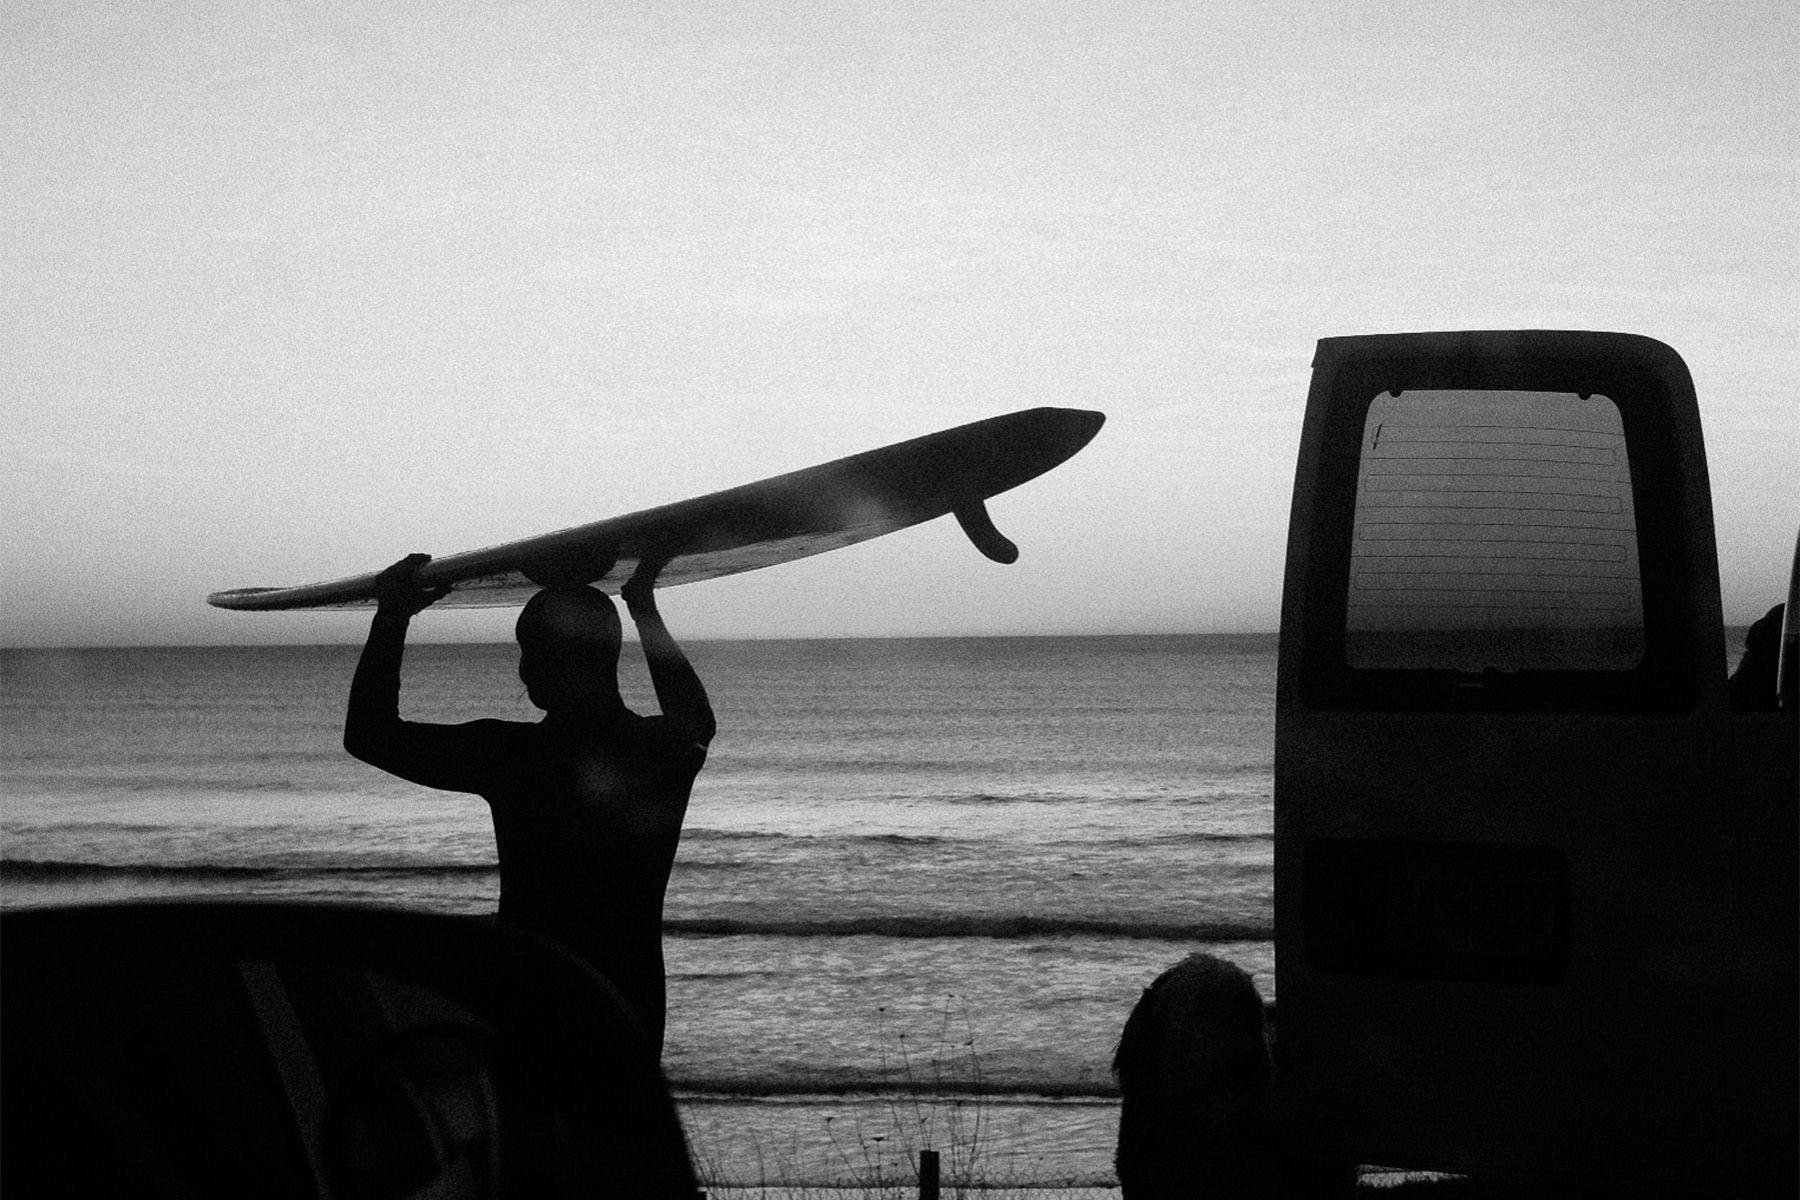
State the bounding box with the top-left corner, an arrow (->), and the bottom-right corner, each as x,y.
1274,330 -> 1796,1195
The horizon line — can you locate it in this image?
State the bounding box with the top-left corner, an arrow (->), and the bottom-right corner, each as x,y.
2,629 -> 1286,652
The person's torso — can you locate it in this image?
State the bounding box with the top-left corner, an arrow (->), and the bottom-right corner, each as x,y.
480,713 -> 704,957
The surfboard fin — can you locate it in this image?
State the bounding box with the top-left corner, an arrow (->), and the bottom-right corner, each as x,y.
953,501 -> 1020,564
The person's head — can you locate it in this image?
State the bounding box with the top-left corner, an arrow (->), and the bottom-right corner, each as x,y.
515,586 -> 622,711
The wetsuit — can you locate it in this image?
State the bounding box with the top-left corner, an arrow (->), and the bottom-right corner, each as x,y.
344,610 -> 706,1052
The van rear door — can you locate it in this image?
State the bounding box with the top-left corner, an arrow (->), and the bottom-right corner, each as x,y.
1273,330 -> 1797,1195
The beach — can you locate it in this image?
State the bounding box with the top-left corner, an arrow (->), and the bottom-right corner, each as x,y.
2,634 -> 1277,1189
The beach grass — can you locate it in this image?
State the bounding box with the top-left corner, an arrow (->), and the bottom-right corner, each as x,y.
684,997 -> 1115,1194
701,1190 -> 1119,1199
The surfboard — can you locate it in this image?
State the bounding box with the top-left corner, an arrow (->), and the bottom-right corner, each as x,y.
207,406 -> 1105,612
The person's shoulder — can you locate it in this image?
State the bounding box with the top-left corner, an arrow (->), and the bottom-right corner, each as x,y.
635,713 -> 712,758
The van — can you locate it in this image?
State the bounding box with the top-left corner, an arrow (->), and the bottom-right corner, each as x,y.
1275,329 -> 1797,1195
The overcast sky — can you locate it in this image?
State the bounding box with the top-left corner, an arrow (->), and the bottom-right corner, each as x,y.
5,1 -> 1795,646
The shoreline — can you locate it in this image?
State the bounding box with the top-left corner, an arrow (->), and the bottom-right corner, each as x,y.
678,1092 -> 1119,1191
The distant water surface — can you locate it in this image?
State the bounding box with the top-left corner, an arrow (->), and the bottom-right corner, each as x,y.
1,635 -> 1277,1185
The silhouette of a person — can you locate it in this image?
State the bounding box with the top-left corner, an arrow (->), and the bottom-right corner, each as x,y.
1728,603 -> 1785,711
344,553 -> 715,1055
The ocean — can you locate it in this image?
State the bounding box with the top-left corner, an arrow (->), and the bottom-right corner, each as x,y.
1,634 -> 1278,1188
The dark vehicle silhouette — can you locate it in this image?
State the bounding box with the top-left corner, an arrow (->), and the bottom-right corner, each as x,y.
1274,330 -> 1797,1196
2,903 -> 699,1198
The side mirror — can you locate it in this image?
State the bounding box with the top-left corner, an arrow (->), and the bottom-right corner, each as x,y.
1,902 -> 699,1199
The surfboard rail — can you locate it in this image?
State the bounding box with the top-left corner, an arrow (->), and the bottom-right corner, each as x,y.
208,406 -> 1104,612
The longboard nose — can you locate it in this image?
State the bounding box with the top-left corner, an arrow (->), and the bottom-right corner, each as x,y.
1037,407 -> 1106,453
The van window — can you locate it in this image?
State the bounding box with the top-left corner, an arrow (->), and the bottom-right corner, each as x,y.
1346,390 -> 1644,671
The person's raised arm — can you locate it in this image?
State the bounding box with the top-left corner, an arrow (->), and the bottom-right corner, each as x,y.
621,557 -> 716,749
343,554 -> 462,777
